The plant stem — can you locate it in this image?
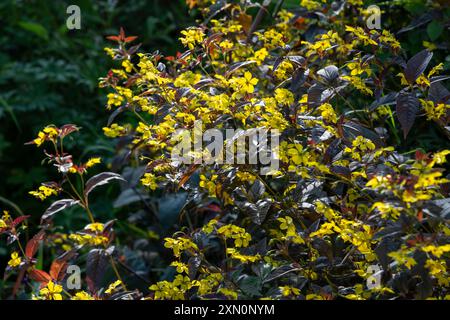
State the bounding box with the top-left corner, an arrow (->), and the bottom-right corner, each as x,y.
109,256 -> 128,291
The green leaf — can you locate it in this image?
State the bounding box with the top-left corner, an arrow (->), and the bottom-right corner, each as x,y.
239,275 -> 262,297
427,21 -> 443,41
18,21 -> 49,40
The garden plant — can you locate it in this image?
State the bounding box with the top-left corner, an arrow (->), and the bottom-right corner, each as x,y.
1,0 -> 450,301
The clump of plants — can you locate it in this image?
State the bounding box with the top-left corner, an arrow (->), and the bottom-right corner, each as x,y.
2,0 -> 450,300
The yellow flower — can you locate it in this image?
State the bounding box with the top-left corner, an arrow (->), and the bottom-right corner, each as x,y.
242,71 -> 258,94
347,61 -> 371,76
345,25 -> 377,46
72,291 -> 94,300
85,222 -> 104,233
69,233 -> 108,246
259,28 -> 286,49
217,224 -> 252,247
122,59 -> 133,73
433,150 -> 450,164
415,171 -> 446,189
306,293 -> 325,300
8,252 -> 21,268
389,249 -> 416,269
29,185 -> 58,201
171,261 -> 189,274
219,40 -> 234,51
40,281 -> 63,300
280,285 -> 300,297
179,28 -> 204,50
341,75 -> 373,95
2,210 -> 10,221
422,244 -> 450,258
423,41 -> 437,51
106,93 -> 124,109
199,174 -> 218,197
318,103 -> 337,123
226,248 -> 260,263
104,47 -> 116,58
174,71 -> 201,88
164,237 -> 198,257
420,99 -> 450,121
352,136 -> 375,152
141,173 -> 159,190
371,202 -> 400,220
274,88 -> 294,106
202,218 -> 218,234
379,30 -> 400,49
425,259 -> 447,277
103,123 -> 126,138
32,126 -> 59,147
278,216 -> 305,244
105,280 -> 123,294
85,157 -> 101,168
252,48 -> 269,65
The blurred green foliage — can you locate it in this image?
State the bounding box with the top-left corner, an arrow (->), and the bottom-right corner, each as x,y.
0,0 -> 194,211
0,0 -> 196,269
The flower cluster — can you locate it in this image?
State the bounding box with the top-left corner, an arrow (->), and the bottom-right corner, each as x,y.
3,0 -> 450,301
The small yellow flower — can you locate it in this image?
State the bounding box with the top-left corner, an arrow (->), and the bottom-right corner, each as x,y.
32,126 -> 59,147
318,103 -> 337,123
85,222 -> 104,233
199,174 -> 218,197
170,261 -> 189,274
280,285 -> 300,297
164,237 -> 198,257
107,93 -> 124,109
252,48 -> 269,65
274,88 -> 294,106
29,185 -> 58,201
202,218 -> 218,234
122,60 -> 133,73
85,157 -> 101,168
105,280 -> 123,294
352,136 -> 375,151
103,123 -> 127,138
8,252 -> 21,268
226,248 -> 260,263
141,173 -> 159,190
242,71 -> 258,94
179,28 -> 204,50
72,291 -> 94,300
40,281 -> 63,300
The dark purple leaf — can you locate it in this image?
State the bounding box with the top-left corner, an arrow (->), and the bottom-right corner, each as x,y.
331,166 -> 351,179
41,199 -> 80,222
342,121 -> 383,147
308,83 -> 334,107
369,92 -> 398,111
290,68 -> 309,93
317,65 -> 339,84
85,172 -> 125,197
404,49 -> 433,84
86,249 -> 110,291
188,256 -> 201,280
429,82 -> 450,104
285,55 -> 306,67
396,91 -> 420,138
107,105 -> 127,126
